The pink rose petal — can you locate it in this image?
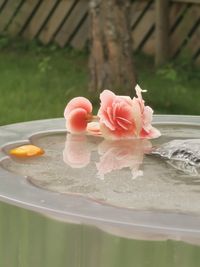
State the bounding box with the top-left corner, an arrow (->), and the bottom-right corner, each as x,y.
64,97 -> 93,134
134,84 -> 161,139
99,90 -> 116,111
64,97 -> 92,118
66,108 -> 88,133
140,126 -> 161,139
87,122 -> 102,136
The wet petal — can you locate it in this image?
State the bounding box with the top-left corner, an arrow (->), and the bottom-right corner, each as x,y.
143,106 -> 153,124
140,126 -> 161,139
135,84 -> 147,100
98,90 -> 116,112
64,97 -> 92,118
66,108 -> 88,133
132,98 -> 142,136
87,122 -> 102,136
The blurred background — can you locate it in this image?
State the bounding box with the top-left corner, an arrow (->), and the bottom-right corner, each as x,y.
0,0 -> 199,126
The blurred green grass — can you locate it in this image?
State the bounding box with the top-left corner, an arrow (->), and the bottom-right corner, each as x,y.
0,38 -> 199,126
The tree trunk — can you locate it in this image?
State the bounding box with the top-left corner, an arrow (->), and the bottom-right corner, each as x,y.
89,0 -> 136,94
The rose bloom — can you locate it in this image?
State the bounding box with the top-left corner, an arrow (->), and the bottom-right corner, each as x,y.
64,97 -> 92,133
97,85 -> 160,140
97,89 -> 142,139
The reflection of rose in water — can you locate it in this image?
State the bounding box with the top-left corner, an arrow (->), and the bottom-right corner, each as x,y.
63,134 -> 152,179
96,139 -> 152,180
63,134 -> 92,168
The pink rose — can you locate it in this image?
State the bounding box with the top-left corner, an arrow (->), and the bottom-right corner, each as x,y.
64,97 -> 92,133
97,90 -> 142,139
64,85 -> 161,140
97,85 -> 160,139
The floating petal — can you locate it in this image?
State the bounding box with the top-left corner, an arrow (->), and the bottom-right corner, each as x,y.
10,145 -> 44,158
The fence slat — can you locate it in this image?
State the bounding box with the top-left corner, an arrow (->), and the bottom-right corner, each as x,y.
0,0 -> 22,32
170,6 -> 200,56
7,0 -> 41,36
183,27 -> 200,56
195,54 -> 200,65
142,3 -> 184,55
155,0 -> 170,66
55,0 -> 88,47
182,13 -> 200,56
39,0 -> 76,45
70,16 -> 89,49
172,0 -> 200,4
142,33 -> 155,55
0,0 -> 6,11
23,0 -> 58,39
169,2 -> 188,33
130,1 -> 150,28
132,3 -> 155,50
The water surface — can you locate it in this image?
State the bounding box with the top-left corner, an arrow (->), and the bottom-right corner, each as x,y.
1,124 -> 200,214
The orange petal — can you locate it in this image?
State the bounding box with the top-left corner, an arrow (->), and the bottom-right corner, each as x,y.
9,145 -> 44,158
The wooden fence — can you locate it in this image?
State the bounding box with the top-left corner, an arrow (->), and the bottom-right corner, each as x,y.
0,0 -> 199,65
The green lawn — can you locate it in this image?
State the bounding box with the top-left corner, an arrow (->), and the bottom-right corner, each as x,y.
0,38 -> 199,126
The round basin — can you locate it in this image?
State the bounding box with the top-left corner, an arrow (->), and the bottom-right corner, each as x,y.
0,115 -> 200,244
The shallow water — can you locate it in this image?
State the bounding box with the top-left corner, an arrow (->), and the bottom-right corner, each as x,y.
0,201 -> 200,267
1,124 -> 200,214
